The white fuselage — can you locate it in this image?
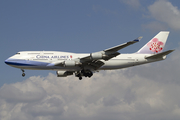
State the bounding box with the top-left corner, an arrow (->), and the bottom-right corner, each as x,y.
5,51 -> 165,71
4,31 -> 172,79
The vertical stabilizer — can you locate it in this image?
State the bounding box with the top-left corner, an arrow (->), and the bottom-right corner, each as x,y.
137,31 -> 170,54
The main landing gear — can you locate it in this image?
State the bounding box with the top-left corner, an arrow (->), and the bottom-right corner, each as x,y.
21,69 -> 25,77
75,69 -> 93,80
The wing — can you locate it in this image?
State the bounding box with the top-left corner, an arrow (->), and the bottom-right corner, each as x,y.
81,36 -> 142,61
104,36 -> 142,53
78,37 -> 142,69
52,37 -> 142,70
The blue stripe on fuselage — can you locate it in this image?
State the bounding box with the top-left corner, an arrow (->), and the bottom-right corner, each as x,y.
5,59 -> 49,67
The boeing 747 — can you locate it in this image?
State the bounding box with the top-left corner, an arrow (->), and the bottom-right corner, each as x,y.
5,31 -> 174,80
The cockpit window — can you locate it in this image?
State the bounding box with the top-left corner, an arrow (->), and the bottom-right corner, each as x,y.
16,53 -> 20,55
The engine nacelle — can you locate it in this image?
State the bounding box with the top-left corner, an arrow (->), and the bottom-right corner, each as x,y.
64,60 -> 76,67
56,71 -> 73,77
90,52 -> 104,60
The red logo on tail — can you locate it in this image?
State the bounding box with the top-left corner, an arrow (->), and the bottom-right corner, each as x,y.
147,38 -> 164,53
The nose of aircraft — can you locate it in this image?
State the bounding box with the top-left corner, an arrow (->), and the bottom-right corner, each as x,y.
5,58 -> 11,65
5,58 -> 20,67
5,57 -> 17,66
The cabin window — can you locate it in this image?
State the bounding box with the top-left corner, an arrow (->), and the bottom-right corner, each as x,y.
44,53 -> 54,55
28,53 -> 40,54
16,53 -> 20,55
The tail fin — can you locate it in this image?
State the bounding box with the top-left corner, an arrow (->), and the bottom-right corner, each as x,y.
137,31 -> 170,54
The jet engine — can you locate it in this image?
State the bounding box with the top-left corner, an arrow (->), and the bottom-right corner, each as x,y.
90,52 -> 104,60
90,51 -> 120,61
56,71 -> 73,77
63,60 -> 80,67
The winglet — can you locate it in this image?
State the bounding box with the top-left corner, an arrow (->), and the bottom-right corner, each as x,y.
134,36 -> 143,42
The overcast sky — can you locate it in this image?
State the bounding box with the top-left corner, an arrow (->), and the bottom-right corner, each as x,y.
1,0 -> 180,120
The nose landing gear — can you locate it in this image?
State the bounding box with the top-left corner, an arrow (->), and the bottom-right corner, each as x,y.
21,69 -> 25,77
22,73 -> 25,77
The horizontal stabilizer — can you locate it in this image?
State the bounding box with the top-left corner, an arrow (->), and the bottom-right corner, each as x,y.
145,49 -> 174,59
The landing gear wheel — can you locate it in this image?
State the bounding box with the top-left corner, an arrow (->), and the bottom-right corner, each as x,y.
81,69 -> 93,78
22,73 -> 25,77
79,77 -> 82,80
21,69 -> 25,77
88,72 -> 93,78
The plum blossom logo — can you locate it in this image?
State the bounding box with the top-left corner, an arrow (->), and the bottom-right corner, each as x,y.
147,38 -> 164,53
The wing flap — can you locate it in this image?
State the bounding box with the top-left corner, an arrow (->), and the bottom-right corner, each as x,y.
103,52 -> 120,60
88,61 -> 104,70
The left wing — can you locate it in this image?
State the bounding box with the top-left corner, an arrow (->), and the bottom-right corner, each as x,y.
53,37 -> 142,70
81,36 -> 142,62
78,37 -> 142,70
104,36 -> 143,53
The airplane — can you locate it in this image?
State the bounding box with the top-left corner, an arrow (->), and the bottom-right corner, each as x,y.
5,31 -> 174,80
